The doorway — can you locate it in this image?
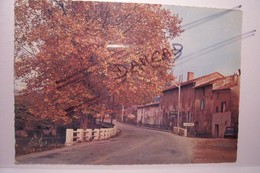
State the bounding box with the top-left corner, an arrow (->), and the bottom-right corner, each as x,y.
214,124 -> 219,138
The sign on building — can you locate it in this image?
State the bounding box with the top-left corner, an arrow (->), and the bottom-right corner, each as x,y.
183,123 -> 195,127
169,111 -> 178,118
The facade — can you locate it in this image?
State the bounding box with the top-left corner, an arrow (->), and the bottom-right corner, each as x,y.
137,102 -> 160,126
194,74 -> 240,137
160,72 -> 224,134
211,75 -> 240,137
160,72 -> 240,137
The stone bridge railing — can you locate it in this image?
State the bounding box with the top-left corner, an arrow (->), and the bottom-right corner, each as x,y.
173,127 -> 187,137
65,126 -> 118,146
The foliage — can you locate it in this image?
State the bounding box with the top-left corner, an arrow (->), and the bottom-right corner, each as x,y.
15,95 -> 56,130
14,0 -> 182,122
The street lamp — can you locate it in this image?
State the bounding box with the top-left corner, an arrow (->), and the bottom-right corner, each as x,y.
172,81 -> 181,128
121,105 -> 124,122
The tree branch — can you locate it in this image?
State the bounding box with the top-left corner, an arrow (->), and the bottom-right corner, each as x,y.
123,17 -> 142,35
56,68 -> 88,84
102,10 -> 109,28
115,4 -> 142,26
21,46 -> 37,58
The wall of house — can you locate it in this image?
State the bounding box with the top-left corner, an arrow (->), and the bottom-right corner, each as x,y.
137,104 -> 160,125
213,90 -> 231,114
160,89 -> 178,126
210,75 -> 240,137
212,112 -> 231,138
159,73 -> 239,137
194,85 -> 214,137
180,85 -> 196,125
160,83 -> 195,127
230,85 -> 240,130
137,109 -> 143,124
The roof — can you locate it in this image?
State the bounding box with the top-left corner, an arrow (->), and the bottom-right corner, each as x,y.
212,86 -> 231,91
194,78 -> 221,88
213,83 -> 237,91
195,74 -> 239,90
163,72 -> 224,92
137,102 -> 159,108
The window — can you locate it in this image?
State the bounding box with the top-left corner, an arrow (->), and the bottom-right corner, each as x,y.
200,99 -> 205,111
186,112 -> 192,122
202,87 -> 205,96
216,106 -> 219,113
221,102 -> 226,112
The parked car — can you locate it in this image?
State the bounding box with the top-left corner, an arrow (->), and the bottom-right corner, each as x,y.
224,127 -> 238,139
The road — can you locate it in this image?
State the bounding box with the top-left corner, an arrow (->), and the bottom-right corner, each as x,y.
16,122 -> 192,165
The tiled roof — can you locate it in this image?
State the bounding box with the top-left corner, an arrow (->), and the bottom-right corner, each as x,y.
213,83 -> 237,91
195,74 -> 239,90
163,72 -> 224,92
137,102 -> 159,108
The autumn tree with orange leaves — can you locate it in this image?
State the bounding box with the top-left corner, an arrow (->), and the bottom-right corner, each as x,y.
14,0 -> 182,123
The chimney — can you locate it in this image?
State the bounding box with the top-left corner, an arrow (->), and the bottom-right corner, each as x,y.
187,72 -> 194,81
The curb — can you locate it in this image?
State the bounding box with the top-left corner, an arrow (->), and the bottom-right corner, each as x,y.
116,121 -> 172,133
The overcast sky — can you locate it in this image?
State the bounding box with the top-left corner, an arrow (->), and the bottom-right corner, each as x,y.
164,5 -> 242,81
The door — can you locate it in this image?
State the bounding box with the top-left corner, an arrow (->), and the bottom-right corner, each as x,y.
214,124 -> 219,138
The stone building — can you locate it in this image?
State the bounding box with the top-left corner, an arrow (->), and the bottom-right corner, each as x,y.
160,72 -> 240,137
160,72 -> 224,133
193,74 -> 240,137
137,102 -> 160,126
211,74 -> 240,137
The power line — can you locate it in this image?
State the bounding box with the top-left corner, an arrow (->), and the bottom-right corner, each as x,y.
182,5 -> 242,31
175,30 -> 256,66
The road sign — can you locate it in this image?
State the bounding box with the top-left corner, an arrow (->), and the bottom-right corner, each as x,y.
169,115 -> 176,118
183,122 -> 194,127
169,111 -> 178,116
169,111 -> 177,118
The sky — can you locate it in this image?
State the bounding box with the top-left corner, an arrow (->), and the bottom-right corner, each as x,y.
164,5 -> 242,81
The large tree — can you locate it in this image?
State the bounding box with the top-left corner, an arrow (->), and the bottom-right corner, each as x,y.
14,0 -> 182,123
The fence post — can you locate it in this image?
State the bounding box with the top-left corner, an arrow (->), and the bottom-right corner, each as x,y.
111,128 -> 114,136
77,129 -> 83,142
99,129 -> 104,140
87,129 -> 93,141
173,127 -> 177,134
65,129 -> 73,146
113,126 -> 117,136
106,129 -> 109,139
184,128 -> 187,137
93,129 -> 100,140
104,129 -> 108,139
107,128 -> 111,139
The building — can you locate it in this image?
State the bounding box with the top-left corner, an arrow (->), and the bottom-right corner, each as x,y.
160,72 -> 224,133
160,72 -> 240,137
137,102 -> 160,126
211,74 -> 240,137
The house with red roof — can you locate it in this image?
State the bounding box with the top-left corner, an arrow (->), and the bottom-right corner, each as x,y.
160,72 -> 240,137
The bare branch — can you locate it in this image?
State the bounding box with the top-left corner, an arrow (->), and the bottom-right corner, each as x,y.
123,17 -> 142,35
21,46 -> 37,58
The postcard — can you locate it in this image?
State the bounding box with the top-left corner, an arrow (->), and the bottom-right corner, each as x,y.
14,0 -> 243,164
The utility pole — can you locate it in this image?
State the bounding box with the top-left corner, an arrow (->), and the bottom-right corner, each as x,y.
121,105 -> 124,122
172,81 -> 181,128
177,83 -> 181,127
111,94 -> 114,127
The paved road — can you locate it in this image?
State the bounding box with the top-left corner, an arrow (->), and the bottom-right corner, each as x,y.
16,122 -> 192,165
